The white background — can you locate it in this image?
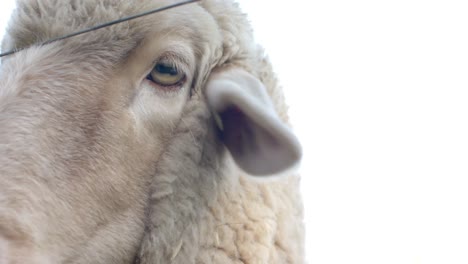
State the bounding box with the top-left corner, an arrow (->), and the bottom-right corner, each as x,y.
1,1 -> 468,263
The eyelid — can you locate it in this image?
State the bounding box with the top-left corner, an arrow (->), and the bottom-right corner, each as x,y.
152,52 -> 190,78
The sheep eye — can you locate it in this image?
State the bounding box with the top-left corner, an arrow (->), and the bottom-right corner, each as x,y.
147,62 -> 185,86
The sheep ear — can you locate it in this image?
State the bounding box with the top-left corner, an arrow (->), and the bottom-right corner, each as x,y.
206,68 -> 302,176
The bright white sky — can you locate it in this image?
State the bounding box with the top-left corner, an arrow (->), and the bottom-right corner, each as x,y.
1,1 -> 468,263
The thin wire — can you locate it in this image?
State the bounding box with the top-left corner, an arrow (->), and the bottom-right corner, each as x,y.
0,0 -> 200,58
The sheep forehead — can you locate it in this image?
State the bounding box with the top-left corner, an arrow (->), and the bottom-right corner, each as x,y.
5,1 -> 221,62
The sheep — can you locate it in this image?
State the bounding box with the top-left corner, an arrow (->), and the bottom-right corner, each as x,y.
0,0 -> 304,263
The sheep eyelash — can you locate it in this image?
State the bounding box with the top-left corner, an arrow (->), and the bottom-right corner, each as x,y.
0,0 -> 201,58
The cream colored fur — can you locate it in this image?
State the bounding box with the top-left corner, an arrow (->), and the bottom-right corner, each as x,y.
0,0 -> 304,263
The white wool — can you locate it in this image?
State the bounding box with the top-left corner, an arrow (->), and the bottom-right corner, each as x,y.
0,1 -> 304,263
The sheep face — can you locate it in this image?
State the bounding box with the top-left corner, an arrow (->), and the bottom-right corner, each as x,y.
0,1 -> 302,263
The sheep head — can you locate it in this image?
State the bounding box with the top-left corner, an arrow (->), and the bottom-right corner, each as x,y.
0,1 -> 302,263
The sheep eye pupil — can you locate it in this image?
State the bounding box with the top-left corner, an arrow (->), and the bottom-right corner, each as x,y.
155,63 -> 178,75
146,61 -> 185,87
